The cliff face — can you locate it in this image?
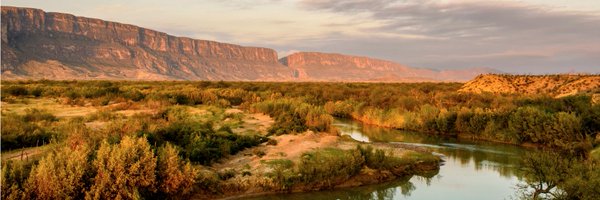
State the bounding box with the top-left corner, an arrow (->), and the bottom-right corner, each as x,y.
459,74 -> 600,97
1,6 -> 291,80
280,52 -> 492,82
1,6 -> 494,82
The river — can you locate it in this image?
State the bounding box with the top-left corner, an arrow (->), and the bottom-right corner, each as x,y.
243,118 -> 529,200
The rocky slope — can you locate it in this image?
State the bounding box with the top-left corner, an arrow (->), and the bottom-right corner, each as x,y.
1,6 -> 494,81
1,6 -> 292,80
279,52 -> 497,82
459,74 -> 600,97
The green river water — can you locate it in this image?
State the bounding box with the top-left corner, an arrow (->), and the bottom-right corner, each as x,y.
243,119 -> 530,200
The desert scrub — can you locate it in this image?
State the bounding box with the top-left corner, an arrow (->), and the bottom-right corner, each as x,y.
263,145 -> 431,190
1,109 -> 57,150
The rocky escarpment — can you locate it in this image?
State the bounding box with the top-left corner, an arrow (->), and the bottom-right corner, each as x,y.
279,52 -> 497,82
459,74 -> 600,97
1,6 -> 292,80
1,6 -> 497,82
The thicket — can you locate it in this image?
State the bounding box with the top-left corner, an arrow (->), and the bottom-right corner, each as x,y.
1,137 -> 199,200
264,145 -> 438,190
252,98 -> 333,135
1,109 -> 57,150
2,80 -> 597,151
0,99 -> 265,199
519,151 -> 600,200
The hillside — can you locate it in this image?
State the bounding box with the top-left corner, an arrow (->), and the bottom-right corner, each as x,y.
459,74 -> 600,97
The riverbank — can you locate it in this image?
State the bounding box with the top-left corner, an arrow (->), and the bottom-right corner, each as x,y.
193,132 -> 441,200
348,114 -> 560,150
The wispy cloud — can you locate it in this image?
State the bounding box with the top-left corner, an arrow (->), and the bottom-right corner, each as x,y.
295,0 -> 600,73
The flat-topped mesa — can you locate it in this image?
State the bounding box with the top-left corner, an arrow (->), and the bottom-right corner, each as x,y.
280,52 -> 410,71
1,6 -> 278,63
2,6 -> 290,80
1,6 -> 496,81
279,52 -> 453,81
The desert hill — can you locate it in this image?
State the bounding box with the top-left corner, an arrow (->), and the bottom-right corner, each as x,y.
459,74 -> 600,97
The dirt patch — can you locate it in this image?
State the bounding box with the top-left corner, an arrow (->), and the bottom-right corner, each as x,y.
214,131 -> 339,171
114,109 -> 156,116
2,145 -> 54,161
232,112 -> 274,135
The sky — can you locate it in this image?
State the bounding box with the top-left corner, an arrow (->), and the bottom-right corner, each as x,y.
3,0 -> 600,74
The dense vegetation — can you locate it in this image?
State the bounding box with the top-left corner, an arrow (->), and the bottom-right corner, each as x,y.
4,80 -> 597,152
263,145 -> 438,190
518,151 -> 600,200
1,80 -> 599,199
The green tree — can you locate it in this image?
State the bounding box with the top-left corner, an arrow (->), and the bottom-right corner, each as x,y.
1,161 -> 30,200
519,152 -> 571,199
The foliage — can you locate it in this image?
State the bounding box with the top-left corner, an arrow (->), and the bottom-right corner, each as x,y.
519,151 -> 600,200
86,136 -> 157,200
25,145 -> 90,200
156,143 -> 197,197
1,110 -> 56,150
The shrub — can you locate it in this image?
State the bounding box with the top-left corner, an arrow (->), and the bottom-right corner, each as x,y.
1,113 -> 54,150
86,136 -> 157,200
254,149 -> 266,158
1,160 -> 31,200
156,143 -> 197,196
3,85 -> 29,96
25,145 -> 90,199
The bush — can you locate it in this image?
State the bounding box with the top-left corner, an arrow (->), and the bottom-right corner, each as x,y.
1,160 -> 31,200
156,143 -> 197,196
25,145 -> 90,199
1,113 -> 54,150
86,136 -> 157,199
297,148 -> 364,185
3,85 -> 29,96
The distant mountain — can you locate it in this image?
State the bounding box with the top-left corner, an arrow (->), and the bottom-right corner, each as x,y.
1,6 -> 291,81
279,52 -> 500,82
459,74 -> 600,97
1,6 -> 496,82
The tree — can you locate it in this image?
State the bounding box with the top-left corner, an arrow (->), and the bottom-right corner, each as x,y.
86,136 -> 157,200
518,152 -> 571,199
1,160 -> 30,200
25,145 -> 90,200
156,143 -> 197,197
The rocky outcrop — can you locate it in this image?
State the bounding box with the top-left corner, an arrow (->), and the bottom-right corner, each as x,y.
280,52 -> 496,82
1,6 -> 292,80
459,74 -> 600,97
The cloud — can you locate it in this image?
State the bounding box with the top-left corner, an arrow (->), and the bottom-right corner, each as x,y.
218,0 -> 283,9
294,0 -> 600,73
277,49 -> 300,58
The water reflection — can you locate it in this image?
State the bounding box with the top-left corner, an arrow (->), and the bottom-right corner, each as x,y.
243,177 -> 420,200
337,118 -> 525,178
244,119 -> 529,200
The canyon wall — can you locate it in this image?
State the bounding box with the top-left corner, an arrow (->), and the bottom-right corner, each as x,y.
1,6 -> 292,80
1,6 -> 493,82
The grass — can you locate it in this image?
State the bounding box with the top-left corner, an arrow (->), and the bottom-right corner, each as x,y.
1,98 -> 97,117
591,147 -> 600,161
